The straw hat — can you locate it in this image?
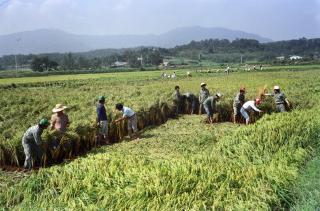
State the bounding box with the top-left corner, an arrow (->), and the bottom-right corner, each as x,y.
274,85 -> 280,90
52,104 -> 67,113
200,82 -> 206,87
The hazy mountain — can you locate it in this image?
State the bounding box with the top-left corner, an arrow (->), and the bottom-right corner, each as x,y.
0,27 -> 272,56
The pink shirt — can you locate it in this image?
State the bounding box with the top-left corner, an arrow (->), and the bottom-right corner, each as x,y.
51,113 -> 69,133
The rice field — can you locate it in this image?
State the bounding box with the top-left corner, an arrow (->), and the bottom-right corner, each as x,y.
1,66 -> 320,209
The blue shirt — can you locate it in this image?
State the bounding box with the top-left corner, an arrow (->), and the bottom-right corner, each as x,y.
96,103 -> 107,121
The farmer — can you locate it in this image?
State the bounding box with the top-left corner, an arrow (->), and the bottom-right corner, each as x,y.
115,103 -> 139,140
22,118 -> 50,170
50,104 -> 70,133
203,93 -> 222,123
265,86 -> 290,112
96,96 -> 108,145
172,85 -> 183,115
199,82 -> 210,114
233,87 -> 246,123
183,92 -> 198,114
240,99 -> 263,125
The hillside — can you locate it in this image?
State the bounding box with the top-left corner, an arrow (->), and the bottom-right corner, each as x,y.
0,26 -> 272,56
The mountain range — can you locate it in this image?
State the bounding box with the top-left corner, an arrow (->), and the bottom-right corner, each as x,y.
0,26 -> 272,56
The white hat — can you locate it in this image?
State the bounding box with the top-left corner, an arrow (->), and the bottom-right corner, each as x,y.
216,92 -> 222,98
52,104 -> 67,113
200,82 -> 206,87
274,85 -> 280,90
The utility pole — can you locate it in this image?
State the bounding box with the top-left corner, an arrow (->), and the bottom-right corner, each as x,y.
240,55 -> 243,64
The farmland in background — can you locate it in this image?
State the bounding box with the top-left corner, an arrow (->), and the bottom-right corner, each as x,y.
1,66 -> 320,209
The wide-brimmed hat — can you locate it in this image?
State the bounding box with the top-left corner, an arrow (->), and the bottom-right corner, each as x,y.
200,82 -> 206,87
52,104 -> 67,113
274,85 -> 280,90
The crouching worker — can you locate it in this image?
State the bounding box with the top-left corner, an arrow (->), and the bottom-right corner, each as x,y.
240,99 -> 263,125
203,93 -> 222,123
115,103 -> 139,140
96,96 -> 108,145
22,118 -> 50,170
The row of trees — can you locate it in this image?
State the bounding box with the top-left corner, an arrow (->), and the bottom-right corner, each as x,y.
1,38 -> 319,71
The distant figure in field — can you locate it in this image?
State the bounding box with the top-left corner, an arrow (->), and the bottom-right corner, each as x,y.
240,99 -> 263,125
172,72 -> 177,79
22,118 -> 50,170
96,96 -> 108,145
233,87 -> 246,123
115,103 -> 139,140
187,71 -> 192,77
260,64 -> 263,70
199,82 -> 210,114
203,93 -> 222,124
183,92 -> 198,114
50,104 -> 70,133
253,65 -> 256,70
225,66 -> 230,74
264,86 -> 290,112
172,85 -> 183,115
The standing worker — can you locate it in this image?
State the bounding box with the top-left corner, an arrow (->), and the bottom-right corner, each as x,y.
22,118 -> 50,170
203,93 -> 222,123
172,85 -> 183,115
199,82 -> 210,114
115,103 -> 139,140
233,87 -> 246,123
240,99 -> 263,125
183,92 -> 198,114
96,96 -> 108,145
265,86 -> 290,112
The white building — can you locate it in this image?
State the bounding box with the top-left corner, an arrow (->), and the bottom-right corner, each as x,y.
112,61 -> 128,67
276,56 -> 285,61
289,55 -> 303,60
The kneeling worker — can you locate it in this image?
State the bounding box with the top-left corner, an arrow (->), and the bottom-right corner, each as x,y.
115,103 -> 139,140
240,99 -> 263,125
203,93 -> 222,123
22,118 -> 50,170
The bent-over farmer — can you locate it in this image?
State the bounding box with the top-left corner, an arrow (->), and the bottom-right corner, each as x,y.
115,103 -> 139,140
203,92 -> 222,123
22,118 -> 50,170
240,99 -> 263,125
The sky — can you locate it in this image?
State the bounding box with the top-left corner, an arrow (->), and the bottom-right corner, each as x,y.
0,0 -> 319,40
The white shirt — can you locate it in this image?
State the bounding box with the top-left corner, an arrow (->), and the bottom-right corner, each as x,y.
122,106 -> 135,118
242,101 -> 261,112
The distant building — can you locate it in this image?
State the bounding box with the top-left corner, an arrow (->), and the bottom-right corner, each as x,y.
276,56 -> 285,61
289,55 -> 303,60
112,61 -> 128,67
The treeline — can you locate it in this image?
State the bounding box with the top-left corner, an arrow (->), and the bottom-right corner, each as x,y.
0,37 -> 319,71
